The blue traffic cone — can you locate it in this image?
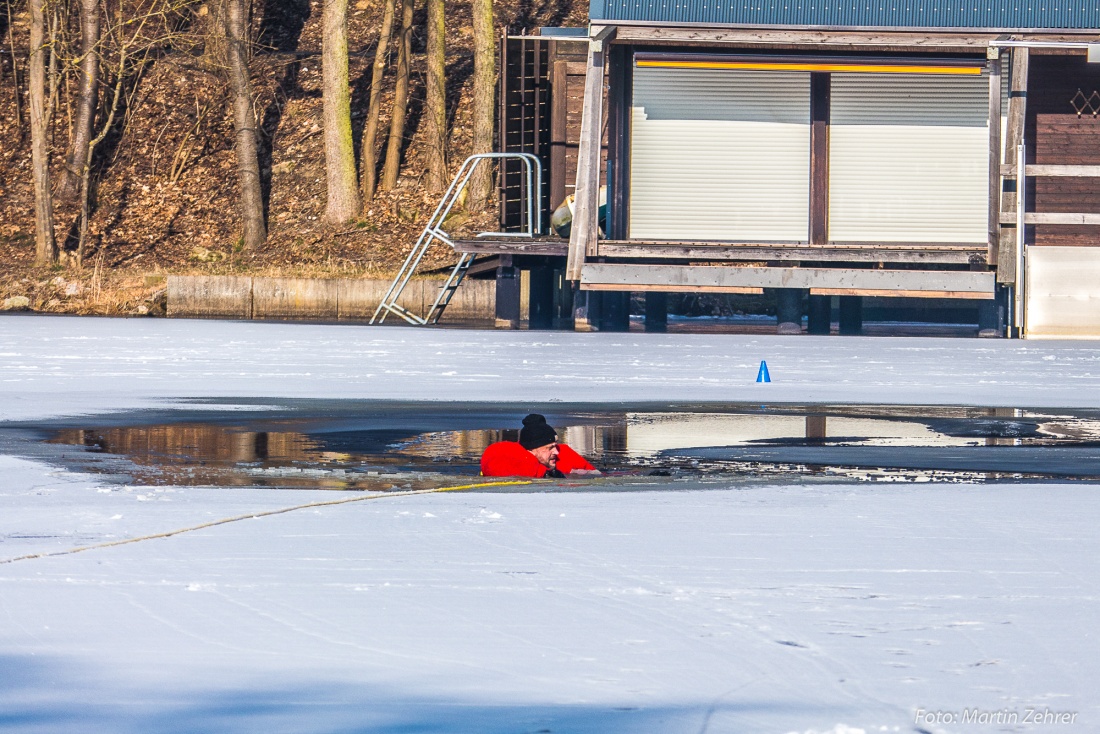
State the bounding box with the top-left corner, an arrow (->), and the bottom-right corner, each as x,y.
756,360 -> 771,383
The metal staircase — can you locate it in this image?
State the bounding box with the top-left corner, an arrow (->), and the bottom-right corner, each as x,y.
371,153 -> 543,325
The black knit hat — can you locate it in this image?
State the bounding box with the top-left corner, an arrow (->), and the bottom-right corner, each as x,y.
519,414 -> 557,450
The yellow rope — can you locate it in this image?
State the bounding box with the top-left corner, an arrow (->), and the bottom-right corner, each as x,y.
0,479 -> 533,566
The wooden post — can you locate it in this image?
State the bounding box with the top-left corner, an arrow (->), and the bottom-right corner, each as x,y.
553,269 -> 574,330
497,31 -> 508,228
987,49 -> 1002,267
599,291 -> 631,332
644,292 -> 667,333
838,296 -> 863,335
775,288 -> 803,335
495,255 -> 521,329
573,289 -> 600,331
566,27 -> 612,282
997,48 -> 1029,284
528,266 -> 555,330
809,73 -> 830,246
550,58 -> 569,210
807,294 -> 831,334
805,415 -> 827,441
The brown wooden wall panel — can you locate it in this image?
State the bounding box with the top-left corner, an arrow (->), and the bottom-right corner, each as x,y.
499,37 -> 551,231
500,37 -> 606,228
1034,115 -> 1100,246
1028,57 -> 1100,247
553,61 -> 608,210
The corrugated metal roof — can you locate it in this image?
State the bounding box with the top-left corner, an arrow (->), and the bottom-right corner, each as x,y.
590,0 -> 1100,30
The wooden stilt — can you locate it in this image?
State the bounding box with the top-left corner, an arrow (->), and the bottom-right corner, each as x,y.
987,49 -> 1002,267
566,27 -> 612,282
997,48 -> 1029,284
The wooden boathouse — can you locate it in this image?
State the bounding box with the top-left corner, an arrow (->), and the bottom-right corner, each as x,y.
467,3 -> 1100,337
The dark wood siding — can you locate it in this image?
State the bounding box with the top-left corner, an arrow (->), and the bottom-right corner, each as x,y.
498,36 -> 551,232
1028,56 -> 1100,247
499,36 -> 607,230
550,49 -> 608,212
1034,115 -> 1100,246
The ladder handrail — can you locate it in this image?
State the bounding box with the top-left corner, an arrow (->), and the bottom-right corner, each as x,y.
371,153 -> 543,325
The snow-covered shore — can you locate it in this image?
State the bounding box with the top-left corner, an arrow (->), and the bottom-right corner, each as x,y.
2,315 -> 1098,733
3,314 -> 1100,423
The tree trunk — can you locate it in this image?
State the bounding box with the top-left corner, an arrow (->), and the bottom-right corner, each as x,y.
467,0 -> 494,210
76,30 -> 129,265
322,0 -> 360,223
226,0 -> 266,247
203,0 -> 229,70
358,0 -> 395,205
5,0 -> 23,133
29,0 -> 57,265
423,0 -> 446,192
380,0 -> 412,192
45,1 -> 59,128
57,0 -> 99,201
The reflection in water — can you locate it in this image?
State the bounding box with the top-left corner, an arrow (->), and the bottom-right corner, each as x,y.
59,426 -> 316,464
46,403 -> 1100,489
396,421 -> 630,463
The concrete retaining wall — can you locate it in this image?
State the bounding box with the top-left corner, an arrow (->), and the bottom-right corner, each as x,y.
168,275 -> 517,322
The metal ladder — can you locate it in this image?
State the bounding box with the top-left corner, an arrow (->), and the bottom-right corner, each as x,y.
371,153 -> 543,325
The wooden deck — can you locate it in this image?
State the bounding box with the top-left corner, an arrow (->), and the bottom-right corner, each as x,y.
452,238 -> 569,257
453,237 -> 987,265
581,263 -> 996,298
597,240 -> 987,265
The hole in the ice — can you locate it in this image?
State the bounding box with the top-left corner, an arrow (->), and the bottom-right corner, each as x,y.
39,403 -> 1100,488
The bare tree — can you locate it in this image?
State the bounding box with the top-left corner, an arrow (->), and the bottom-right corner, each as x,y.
380,0 -> 412,191
29,0 -> 57,264
75,31 -> 127,263
467,0 -> 494,210
57,0 -> 99,201
5,0 -> 23,132
202,0 -> 228,68
45,0 -> 60,129
66,0 -> 218,263
423,0 -> 445,192
358,0 -> 395,205
321,0 -> 359,223
225,0 -> 265,247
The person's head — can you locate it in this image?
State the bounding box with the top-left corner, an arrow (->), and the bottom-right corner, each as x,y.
519,414 -> 558,469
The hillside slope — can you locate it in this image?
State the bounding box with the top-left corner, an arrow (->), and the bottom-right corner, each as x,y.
0,0 -> 586,314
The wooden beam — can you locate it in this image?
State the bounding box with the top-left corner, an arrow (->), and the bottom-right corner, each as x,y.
453,239 -> 568,256
584,282 -> 764,294
810,72 -> 830,246
611,25 -> 1095,48
810,289 -> 994,299
600,239 -> 984,250
607,44 -> 632,241
987,50 -> 1002,266
596,241 -> 985,264
612,25 -> 1001,49
1001,164 -> 1100,177
550,59 -> 568,209
997,47 -> 1028,284
580,263 -> 996,295
566,31 -> 610,281
1000,212 -> 1100,225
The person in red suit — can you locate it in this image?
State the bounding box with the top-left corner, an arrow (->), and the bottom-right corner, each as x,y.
480,414 -> 600,478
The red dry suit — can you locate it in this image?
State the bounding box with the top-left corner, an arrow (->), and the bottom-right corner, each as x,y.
480,441 -> 595,478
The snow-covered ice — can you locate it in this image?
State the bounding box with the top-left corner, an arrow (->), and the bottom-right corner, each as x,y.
1,314 -> 1098,733
4,313 -> 1100,422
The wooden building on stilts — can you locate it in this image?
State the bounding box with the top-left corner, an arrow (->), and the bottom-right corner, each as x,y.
465,5 -> 1100,337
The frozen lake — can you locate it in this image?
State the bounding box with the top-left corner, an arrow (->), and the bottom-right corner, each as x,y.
10,400 -> 1100,488
1,314 -> 1098,733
